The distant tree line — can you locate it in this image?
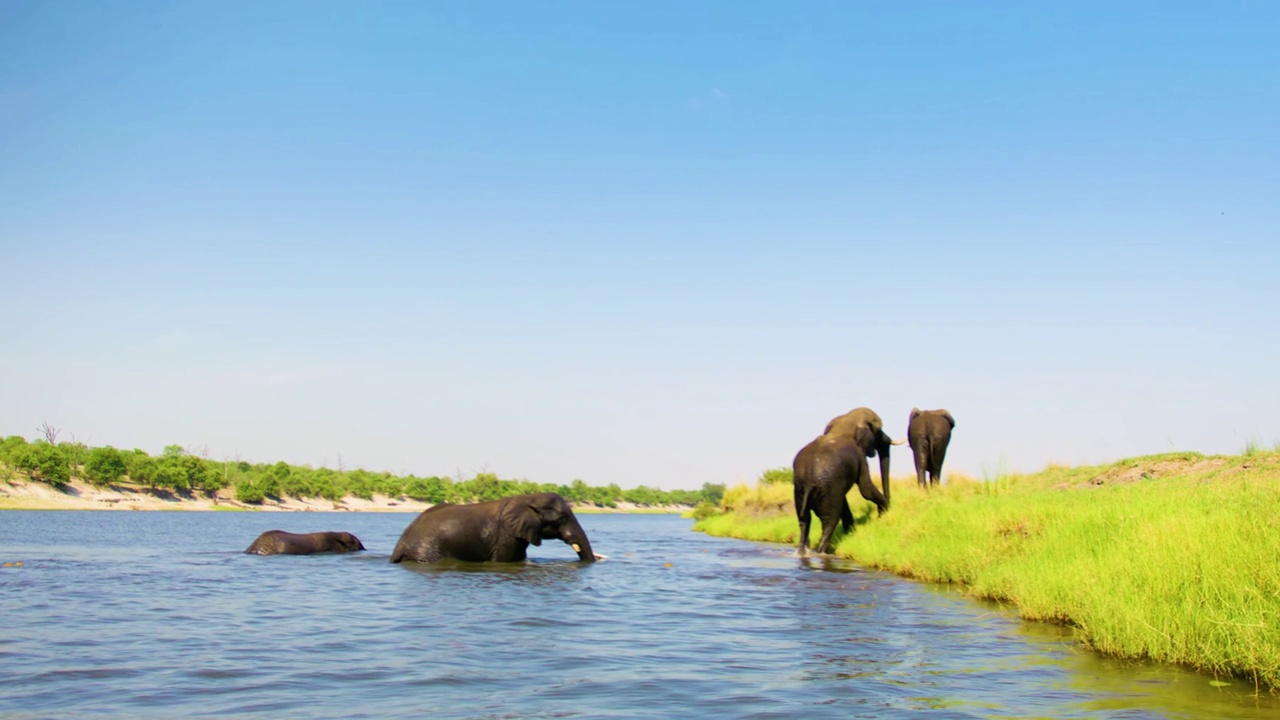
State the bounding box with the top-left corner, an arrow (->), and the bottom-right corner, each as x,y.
0,434 -> 725,508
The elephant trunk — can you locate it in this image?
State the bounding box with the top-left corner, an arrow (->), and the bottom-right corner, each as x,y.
561,517 -> 596,563
877,440 -> 892,506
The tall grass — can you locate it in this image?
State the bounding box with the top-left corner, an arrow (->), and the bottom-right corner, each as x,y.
694,451 -> 1280,690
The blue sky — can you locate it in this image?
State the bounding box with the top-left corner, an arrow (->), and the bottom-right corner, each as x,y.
2,1 -> 1277,489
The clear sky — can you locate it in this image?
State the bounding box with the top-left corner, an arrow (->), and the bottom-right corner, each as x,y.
2,2 -> 1277,490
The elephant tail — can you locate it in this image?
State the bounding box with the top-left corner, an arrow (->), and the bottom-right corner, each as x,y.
794,483 -> 813,520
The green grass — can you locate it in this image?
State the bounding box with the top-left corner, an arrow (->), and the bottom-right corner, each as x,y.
694,451 -> 1280,690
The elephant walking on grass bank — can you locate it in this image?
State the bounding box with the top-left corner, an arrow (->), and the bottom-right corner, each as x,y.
793,433 -> 889,556
793,407 -> 901,556
908,408 -> 955,489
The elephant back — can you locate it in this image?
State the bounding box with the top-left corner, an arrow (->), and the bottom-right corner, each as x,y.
908,409 -> 955,438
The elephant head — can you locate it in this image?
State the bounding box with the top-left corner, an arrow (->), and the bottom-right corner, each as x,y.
823,407 -> 903,502
499,492 -> 596,562
330,532 -> 366,553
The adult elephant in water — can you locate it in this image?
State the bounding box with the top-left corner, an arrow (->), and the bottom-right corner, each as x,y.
390,492 -> 598,564
793,431 -> 888,556
908,408 -> 956,489
244,530 -> 366,556
823,407 -> 904,503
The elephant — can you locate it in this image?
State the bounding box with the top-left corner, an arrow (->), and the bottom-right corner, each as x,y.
244,530 -> 366,556
793,432 -> 888,555
390,492 -> 597,564
823,407 -> 904,503
907,408 -> 956,489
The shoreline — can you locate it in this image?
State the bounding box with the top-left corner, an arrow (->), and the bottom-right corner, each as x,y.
693,449 -> 1280,691
0,478 -> 689,514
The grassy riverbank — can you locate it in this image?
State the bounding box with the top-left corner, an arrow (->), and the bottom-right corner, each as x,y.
695,450 -> 1280,690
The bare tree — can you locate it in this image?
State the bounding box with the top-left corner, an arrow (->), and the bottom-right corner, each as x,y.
37,420 -> 59,444
67,432 -> 85,479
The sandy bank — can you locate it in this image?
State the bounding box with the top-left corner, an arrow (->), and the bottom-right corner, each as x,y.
0,477 -> 689,514
0,477 -> 431,512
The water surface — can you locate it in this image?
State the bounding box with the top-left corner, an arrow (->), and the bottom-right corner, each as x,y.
1,511 -> 1276,718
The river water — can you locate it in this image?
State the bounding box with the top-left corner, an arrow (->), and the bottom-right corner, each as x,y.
1,511 -> 1277,719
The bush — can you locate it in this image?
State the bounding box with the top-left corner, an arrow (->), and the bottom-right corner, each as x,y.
758,467 -> 794,485
235,480 -> 265,504
58,441 -> 89,479
154,459 -> 189,492
127,453 -> 158,490
179,455 -> 215,493
404,475 -> 452,503
691,501 -> 721,520
623,485 -> 663,506
699,482 -> 726,505
84,446 -> 128,488
0,435 -> 28,464
721,481 -> 793,515
13,441 -> 71,487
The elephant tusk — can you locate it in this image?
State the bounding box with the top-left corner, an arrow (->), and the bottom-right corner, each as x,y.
571,543 -> 581,553
890,439 -> 906,446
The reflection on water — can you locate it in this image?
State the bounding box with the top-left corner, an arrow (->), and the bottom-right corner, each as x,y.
1,511 -> 1277,719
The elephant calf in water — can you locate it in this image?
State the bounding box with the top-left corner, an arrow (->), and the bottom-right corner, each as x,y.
907,408 -> 956,489
390,492 -> 598,564
244,530 -> 366,556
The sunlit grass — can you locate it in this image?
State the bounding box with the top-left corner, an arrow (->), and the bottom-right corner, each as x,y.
694,450 -> 1280,690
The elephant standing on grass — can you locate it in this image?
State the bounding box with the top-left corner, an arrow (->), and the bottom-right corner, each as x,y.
244,530 -> 366,556
390,493 -> 597,564
793,432 -> 888,556
908,408 -> 955,489
792,407 -> 902,556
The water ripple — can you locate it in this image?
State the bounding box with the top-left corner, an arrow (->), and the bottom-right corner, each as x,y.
3,511 -> 1280,718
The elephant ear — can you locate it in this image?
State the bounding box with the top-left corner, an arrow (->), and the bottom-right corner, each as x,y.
505,502 -> 543,546
853,426 -> 878,457
909,408 -> 922,427
939,409 -> 955,428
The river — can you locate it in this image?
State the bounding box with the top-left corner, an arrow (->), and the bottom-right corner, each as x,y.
1,511 -> 1276,719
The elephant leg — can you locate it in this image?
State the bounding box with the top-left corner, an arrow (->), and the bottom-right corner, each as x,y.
913,442 -> 929,490
840,498 -> 854,533
855,470 -> 889,516
929,441 -> 948,487
794,485 -> 811,555
815,515 -> 839,555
